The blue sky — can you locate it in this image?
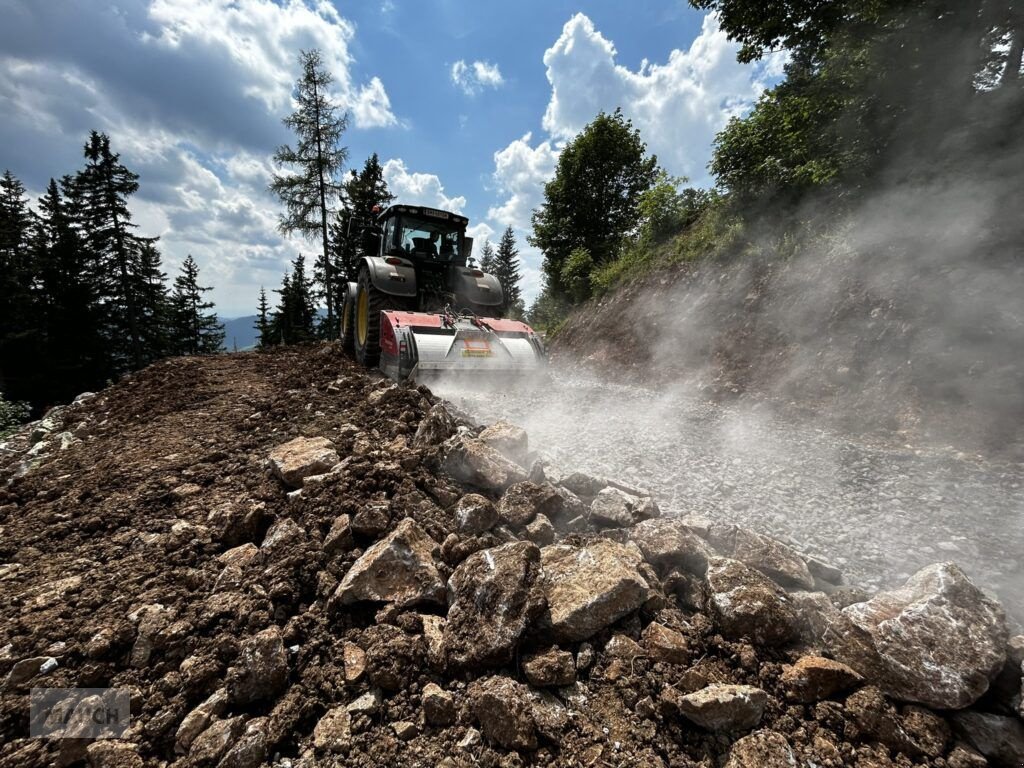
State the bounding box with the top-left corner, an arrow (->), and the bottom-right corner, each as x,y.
0,0 -> 783,317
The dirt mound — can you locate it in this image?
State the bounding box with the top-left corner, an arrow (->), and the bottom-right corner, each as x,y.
0,346 -> 1020,767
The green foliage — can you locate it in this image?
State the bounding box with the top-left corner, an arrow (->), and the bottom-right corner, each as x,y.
171,255 -> 224,355
493,226 -> 523,315
269,255 -> 317,345
0,392 -> 30,439
254,288 -> 272,349
560,247 -> 595,303
530,109 -> 659,298
477,240 -> 496,273
271,49 -> 348,335
526,285 -> 572,336
331,152 -> 394,285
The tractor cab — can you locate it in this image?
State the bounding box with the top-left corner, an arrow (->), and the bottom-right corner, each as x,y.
372,205 -> 472,267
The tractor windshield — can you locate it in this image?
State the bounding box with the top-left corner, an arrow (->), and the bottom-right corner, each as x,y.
397,215 -> 463,262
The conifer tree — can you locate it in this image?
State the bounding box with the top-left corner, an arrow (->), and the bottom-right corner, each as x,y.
270,49 -> 348,338
270,255 -> 317,345
255,287 -> 272,348
478,240 -> 496,274
494,226 -> 524,317
0,170 -> 37,400
332,152 -> 394,282
171,255 -> 224,355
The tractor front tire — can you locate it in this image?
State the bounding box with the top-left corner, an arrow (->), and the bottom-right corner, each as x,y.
354,268 -> 399,368
340,285 -> 356,354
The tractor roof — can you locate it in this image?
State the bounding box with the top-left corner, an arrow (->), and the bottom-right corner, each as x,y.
377,204 -> 469,228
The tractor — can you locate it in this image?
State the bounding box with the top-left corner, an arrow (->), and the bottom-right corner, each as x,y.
339,204 -> 545,381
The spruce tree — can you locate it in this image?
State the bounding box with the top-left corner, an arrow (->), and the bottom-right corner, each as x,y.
255,287 -> 272,348
332,152 -> 395,282
171,255 -> 224,355
0,170 -> 37,401
494,226 -> 524,317
75,131 -> 150,370
136,240 -> 173,363
270,49 -> 348,338
478,240 -> 496,274
270,255 -> 317,345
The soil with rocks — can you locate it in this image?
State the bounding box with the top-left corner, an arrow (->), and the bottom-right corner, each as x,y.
1,345 -> 1022,768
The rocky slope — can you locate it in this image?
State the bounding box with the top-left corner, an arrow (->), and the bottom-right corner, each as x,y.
0,346 -> 1022,767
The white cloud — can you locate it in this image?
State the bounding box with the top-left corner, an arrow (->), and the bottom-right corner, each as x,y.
540,12 -> 781,182
487,132 -> 559,230
451,59 -> 505,95
144,0 -> 396,128
382,158 -> 467,213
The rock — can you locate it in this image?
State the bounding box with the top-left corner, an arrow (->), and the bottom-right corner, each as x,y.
86,741 -> 143,768
522,648 -> 576,687
442,541 -> 543,669
469,676 -> 537,751
526,688 -> 570,742
827,563 -> 1007,709
443,435 -> 528,492
901,705 -> 951,758
330,518 -> 445,609
576,643 -> 596,671
217,543 -> 260,568
781,655 -> 863,703
676,684 -> 768,732
413,404 -> 457,447
788,590 -> 843,645
226,627 -> 288,706
952,711 -> 1024,767
705,557 -> 800,647
422,683 -> 456,726
175,689 -> 228,754
478,420 -> 529,465
313,707 -> 351,753
947,742 -> 989,768
629,518 -> 714,576
664,568 -> 707,610
260,517 -> 306,559
524,513 -> 555,546
589,487 -> 635,528
323,514 -> 354,556
642,623 -> 689,665
560,471 -> 608,498
497,482 -> 562,527
725,730 -> 798,768
346,689 -> 382,715
420,615 -> 446,670
538,540 -> 649,642
605,634 -> 645,660
844,686 -> 922,757
188,715 -> 246,764
342,641 -> 367,683
454,494 -> 498,534
268,436 -> 338,488
457,728 -> 481,750
708,524 -> 815,590
805,555 -> 844,585
3,656 -> 54,690
350,502 -> 390,538
393,721 -> 419,740
218,716 -> 268,768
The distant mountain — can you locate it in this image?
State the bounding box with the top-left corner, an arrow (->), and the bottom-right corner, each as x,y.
221,316 -> 259,351
219,308 -> 329,351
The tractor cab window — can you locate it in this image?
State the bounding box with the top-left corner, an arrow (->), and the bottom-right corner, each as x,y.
397,215 -> 462,262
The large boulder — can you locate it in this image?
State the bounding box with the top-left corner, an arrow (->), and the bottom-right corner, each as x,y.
330,518 -> 445,609
498,482 -> 563,527
226,627 -> 288,706
538,540 -> 649,642
478,420 -> 529,466
705,557 -> 800,647
707,524 -> 814,591
629,518 -> 714,575
268,436 -> 338,488
469,676 -> 537,751
676,684 -> 768,732
826,563 -> 1008,709
413,404 -> 457,448
441,541 -> 543,670
453,493 -> 499,535
781,655 -> 864,703
952,711 -> 1024,767
443,435 -> 528,492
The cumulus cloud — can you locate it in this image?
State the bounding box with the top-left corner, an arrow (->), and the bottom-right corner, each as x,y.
487,132 -> 560,230
382,159 -> 467,213
0,0 -> 401,316
451,59 -> 505,95
541,12 -> 783,182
